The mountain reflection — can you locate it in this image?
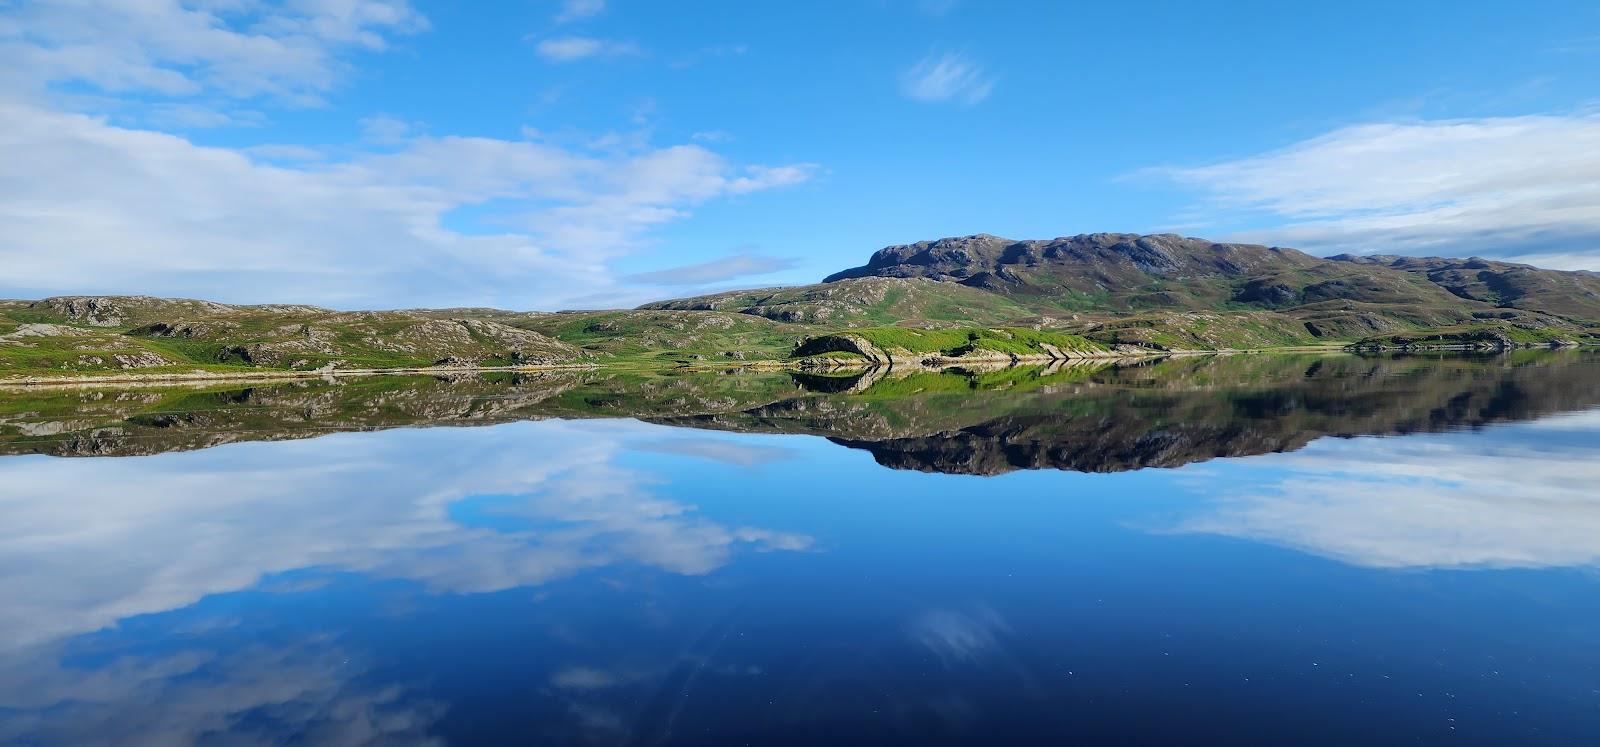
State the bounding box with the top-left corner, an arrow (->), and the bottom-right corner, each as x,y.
2,351 -> 1597,476
4,354 -> 1600,744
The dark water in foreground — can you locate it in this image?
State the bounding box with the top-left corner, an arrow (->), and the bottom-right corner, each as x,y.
2,351 -> 1599,745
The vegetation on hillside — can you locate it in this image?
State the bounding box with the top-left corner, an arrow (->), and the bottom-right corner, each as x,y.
510,309 -> 805,365
1349,321 -> 1600,350
0,296 -> 584,378
6,232 -> 1600,380
638,276 -> 1039,325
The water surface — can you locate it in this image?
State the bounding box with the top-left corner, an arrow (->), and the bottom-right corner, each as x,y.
2,352 -> 1598,744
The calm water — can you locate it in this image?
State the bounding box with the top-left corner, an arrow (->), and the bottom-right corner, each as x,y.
2,352 -> 1599,745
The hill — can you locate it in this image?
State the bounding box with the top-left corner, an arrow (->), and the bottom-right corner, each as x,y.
0,296 -> 584,377
648,232 -> 1600,347
1328,254 -> 1600,321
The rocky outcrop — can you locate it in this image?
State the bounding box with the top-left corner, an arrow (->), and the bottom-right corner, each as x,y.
1,324 -> 94,340
791,334 -> 893,364
823,233 -> 1325,289
31,296 -> 235,327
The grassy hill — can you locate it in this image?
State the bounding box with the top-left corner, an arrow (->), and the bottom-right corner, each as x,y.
0,296 -> 585,377
510,309 -> 808,365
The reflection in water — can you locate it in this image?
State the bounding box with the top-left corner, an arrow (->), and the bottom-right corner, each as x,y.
0,638 -> 445,747
0,420 -> 811,650
0,420 -> 813,745
4,351 -> 1598,475
2,352 -> 1600,743
910,607 -> 1010,665
1176,409 -> 1600,569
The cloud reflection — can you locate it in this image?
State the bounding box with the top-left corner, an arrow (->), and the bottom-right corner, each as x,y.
910,606 -> 1009,665
0,639 -> 445,747
1175,411 -> 1600,569
0,420 -> 812,652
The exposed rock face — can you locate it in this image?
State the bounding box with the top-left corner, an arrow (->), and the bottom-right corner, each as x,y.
127,321 -> 239,338
791,334 -> 892,364
33,297 -> 129,327
1,324 -> 93,340
111,352 -> 172,369
824,233 -> 1323,289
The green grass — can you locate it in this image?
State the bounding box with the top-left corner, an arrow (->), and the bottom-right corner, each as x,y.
1352,322 -> 1600,349
514,310 -> 804,365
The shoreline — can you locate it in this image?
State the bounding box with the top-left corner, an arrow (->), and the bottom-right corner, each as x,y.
0,344 -> 1362,389
0,363 -> 604,390
1,341 -> 1586,390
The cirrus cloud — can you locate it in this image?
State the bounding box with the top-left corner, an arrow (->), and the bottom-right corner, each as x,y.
553,0 -> 606,24
900,53 -> 994,105
1148,113 -> 1600,269
534,36 -> 640,63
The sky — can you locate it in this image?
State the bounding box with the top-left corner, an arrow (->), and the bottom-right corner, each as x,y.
1,0 -> 1598,310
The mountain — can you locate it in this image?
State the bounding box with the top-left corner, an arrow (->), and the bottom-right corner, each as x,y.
646,232 -> 1600,346
823,232 -> 1600,318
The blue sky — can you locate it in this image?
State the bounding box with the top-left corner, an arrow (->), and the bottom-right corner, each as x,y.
1,0 -> 1598,309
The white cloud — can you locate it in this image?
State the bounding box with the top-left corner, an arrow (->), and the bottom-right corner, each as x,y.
0,1 -> 815,309
535,36 -> 639,63
900,53 -> 994,105
244,143 -> 327,162
141,101 -> 265,129
0,102 -> 814,309
1150,114 -> 1600,267
0,0 -> 428,105
553,0 -> 606,24
0,419 -> 814,653
1174,413 -> 1600,569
